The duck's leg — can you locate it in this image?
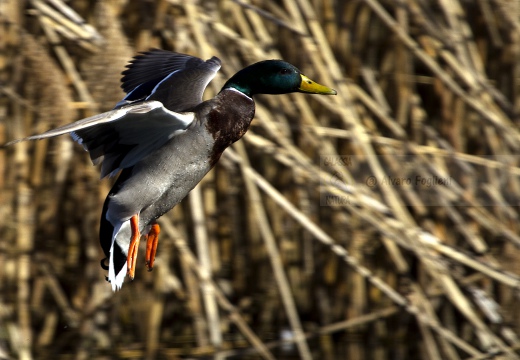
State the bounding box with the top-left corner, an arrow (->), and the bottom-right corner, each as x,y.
127,214 -> 141,280
145,221 -> 160,271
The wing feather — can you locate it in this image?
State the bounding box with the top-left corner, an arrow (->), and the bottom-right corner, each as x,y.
7,101 -> 194,178
117,49 -> 221,112
147,57 -> 221,111
120,50 -> 205,93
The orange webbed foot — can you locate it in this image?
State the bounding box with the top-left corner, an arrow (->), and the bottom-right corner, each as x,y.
127,214 -> 141,280
145,222 -> 160,271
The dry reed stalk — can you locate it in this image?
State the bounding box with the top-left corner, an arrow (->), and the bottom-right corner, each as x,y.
160,218 -> 275,360
234,140 -> 313,360
182,6 -> 225,351
80,2 -> 132,111
189,188 -> 223,348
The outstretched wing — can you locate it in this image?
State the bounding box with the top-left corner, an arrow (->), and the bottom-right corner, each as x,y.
7,101 -> 194,178
117,49 -> 221,112
6,50 -> 219,177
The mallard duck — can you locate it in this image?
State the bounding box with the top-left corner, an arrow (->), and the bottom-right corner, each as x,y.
7,49 -> 336,290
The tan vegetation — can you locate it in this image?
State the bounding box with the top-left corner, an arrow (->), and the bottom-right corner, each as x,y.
1,0 -> 520,359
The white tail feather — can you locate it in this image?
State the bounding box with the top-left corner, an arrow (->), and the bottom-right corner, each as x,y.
108,241 -> 128,291
107,221 -> 128,291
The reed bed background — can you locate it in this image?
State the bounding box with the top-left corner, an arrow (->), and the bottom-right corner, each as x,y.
1,0 -> 520,359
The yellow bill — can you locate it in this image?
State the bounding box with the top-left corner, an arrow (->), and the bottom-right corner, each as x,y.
299,74 -> 337,95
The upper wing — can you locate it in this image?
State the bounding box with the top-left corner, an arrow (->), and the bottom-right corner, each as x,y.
117,49 -> 221,112
7,101 -> 194,178
6,50 -> 219,177
120,50 -> 205,93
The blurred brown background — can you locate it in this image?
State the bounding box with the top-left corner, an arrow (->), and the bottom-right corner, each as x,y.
2,0 -> 520,359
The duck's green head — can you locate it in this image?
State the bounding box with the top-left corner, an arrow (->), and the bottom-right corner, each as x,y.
222,60 -> 337,97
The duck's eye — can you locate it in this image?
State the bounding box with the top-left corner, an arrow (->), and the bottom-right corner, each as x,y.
279,68 -> 291,75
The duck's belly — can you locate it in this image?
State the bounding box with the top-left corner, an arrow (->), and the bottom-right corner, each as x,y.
106,126 -> 215,230
139,151 -> 213,226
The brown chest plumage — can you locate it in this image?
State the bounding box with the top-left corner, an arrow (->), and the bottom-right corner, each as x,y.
205,89 -> 255,166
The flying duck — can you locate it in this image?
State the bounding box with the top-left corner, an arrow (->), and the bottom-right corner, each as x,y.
7,49 -> 337,290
